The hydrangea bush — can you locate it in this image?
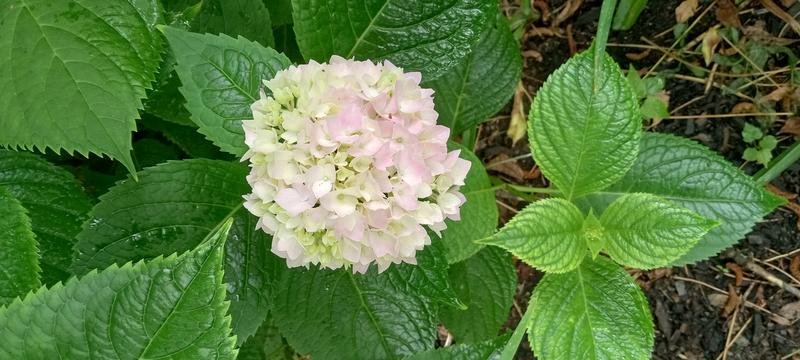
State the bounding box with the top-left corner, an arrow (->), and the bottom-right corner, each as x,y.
0,0 -> 784,359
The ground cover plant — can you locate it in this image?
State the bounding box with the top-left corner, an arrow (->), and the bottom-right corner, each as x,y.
0,0 -> 797,359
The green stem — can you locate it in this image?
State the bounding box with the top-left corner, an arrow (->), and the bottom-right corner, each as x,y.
461,127 -> 477,151
500,303 -> 536,360
507,184 -> 560,194
754,140 -> 800,184
593,0 -> 619,77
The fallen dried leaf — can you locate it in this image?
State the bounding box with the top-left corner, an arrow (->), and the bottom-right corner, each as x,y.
777,301 -> 800,321
727,262 -> 744,287
767,183 -> 798,200
791,255 -> 800,282
488,154 -> 529,182
779,117 -> 800,137
744,21 -> 798,46
762,86 -> 792,102
716,0 -> 741,28
676,0 -> 699,23
760,0 -> 800,36
731,102 -> 756,114
507,82 -> 527,145
625,49 -> 652,61
709,293 -> 729,308
722,284 -> 740,317
702,27 -> 721,66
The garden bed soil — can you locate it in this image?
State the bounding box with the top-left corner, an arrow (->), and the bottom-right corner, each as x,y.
481,1 -> 800,358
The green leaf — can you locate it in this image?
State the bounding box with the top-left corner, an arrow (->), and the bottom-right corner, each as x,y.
529,50 -> 641,200
144,49 -> 196,127
192,0 -> 275,47
640,96 -> 669,120
440,247 -> 516,343
600,193 -> 718,269
480,198 -> 586,273
0,150 -> 92,284
272,241 -> 456,359
264,0 -> 293,27
626,65 -> 646,99
0,0 -> 164,174
72,159 -> 274,344
290,0 -> 495,80
440,142 -> 497,263
742,123 -> 763,143
139,117 -> 231,159
162,27 -> 291,156
132,138 -> 182,169
529,256 -> 654,360
405,337 -> 507,360
0,219 -> 236,359
238,317 -> 294,360
424,17 -> 521,134
0,187 -> 40,306
582,133 -> 785,264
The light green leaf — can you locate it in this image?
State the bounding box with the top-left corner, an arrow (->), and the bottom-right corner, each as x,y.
529,256 -> 653,360
480,198 -> 586,273
72,159 -> 274,344
0,0 -> 164,173
440,142 -> 497,263
0,220 -> 236,359
291,0 -> 495,80
272,240 -> 456,360
742,123 -> 763,143
600,193 -> 718,269
640,96 -> 669,120
162,27 -> 291,156
0,187 -> 40,306
626,65 -> 646,99
581,133 -> 785,264
192,0 -> 275,47
424,17 -> 521,134
406,337 -> 507,360
440,247 -> 516,343
0,150 -> 92,284
528,50 -> 641,200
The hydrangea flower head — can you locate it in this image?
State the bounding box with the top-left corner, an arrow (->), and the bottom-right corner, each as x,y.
242,56 -> 470,273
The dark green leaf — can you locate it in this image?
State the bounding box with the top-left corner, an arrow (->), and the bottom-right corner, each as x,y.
139,117 -> 231,159
72,159 -> 275,343
529,256 -> 653,360
405,337 -> 507,360
440,143 -> 497,263
238,317 -> 295,360
424,17 -> 521,134
192,0 -> 275,47
291,0 -> 496,80
440,247 -> 515,343
264,0 -> 293,27
529,50 -> 641,200
0,0 -> 164,173
0,187 -> 39,305
0,220 -> 236,359
162,27 -> 291,156
0,150 -> 91,283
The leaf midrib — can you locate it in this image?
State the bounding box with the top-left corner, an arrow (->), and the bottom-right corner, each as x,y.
346,271 -> 396,359
346,0 -> 392,58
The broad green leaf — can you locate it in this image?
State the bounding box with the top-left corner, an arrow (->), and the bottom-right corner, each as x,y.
405,337 -> 506,360
192,0 -> 275,47
144,49 -> 195,127
440,143 -> 497,263
0,220 -> 236,359
0,150 -> 91,283
0,187 -> 40,305
529,256 -> 653,360
139,117 -> 231,159
424,17 -> 521,134
132,138 -> 182,169
238,317 -> 294,360
0,0 -> 164,173
528,50 -> 640,199
742,123 -> 763,143
480,198 -> 586,273
265,0 -> 293,27
440,247 -> 516,343
162,27 -> 291,156
600,193 -> 718,269
73,159 -> 274,343
272,240 -> 456,359
640,96 -> 669,120
291,0 -> 495,80
582,133 -> 785,264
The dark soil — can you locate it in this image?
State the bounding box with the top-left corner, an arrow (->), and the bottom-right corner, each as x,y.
483,1 -> 800,359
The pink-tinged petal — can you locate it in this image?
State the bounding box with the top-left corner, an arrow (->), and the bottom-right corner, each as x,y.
366,208 -> 390,229
451,157 -> 472,186
275,187 -> 313,215
320,190 -> 358,216
398,151 -> 430,186
369,232 -> 396,258
393,185 -> 419,211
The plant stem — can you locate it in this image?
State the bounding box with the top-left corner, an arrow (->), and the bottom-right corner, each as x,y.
507,184 -> 560,194
754,140 -> 800,184
592,0 -> 619,77
461,127 -> 477,151
500,303 -> 536,360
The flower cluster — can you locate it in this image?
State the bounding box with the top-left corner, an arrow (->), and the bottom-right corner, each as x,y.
242,56 -> 470,273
